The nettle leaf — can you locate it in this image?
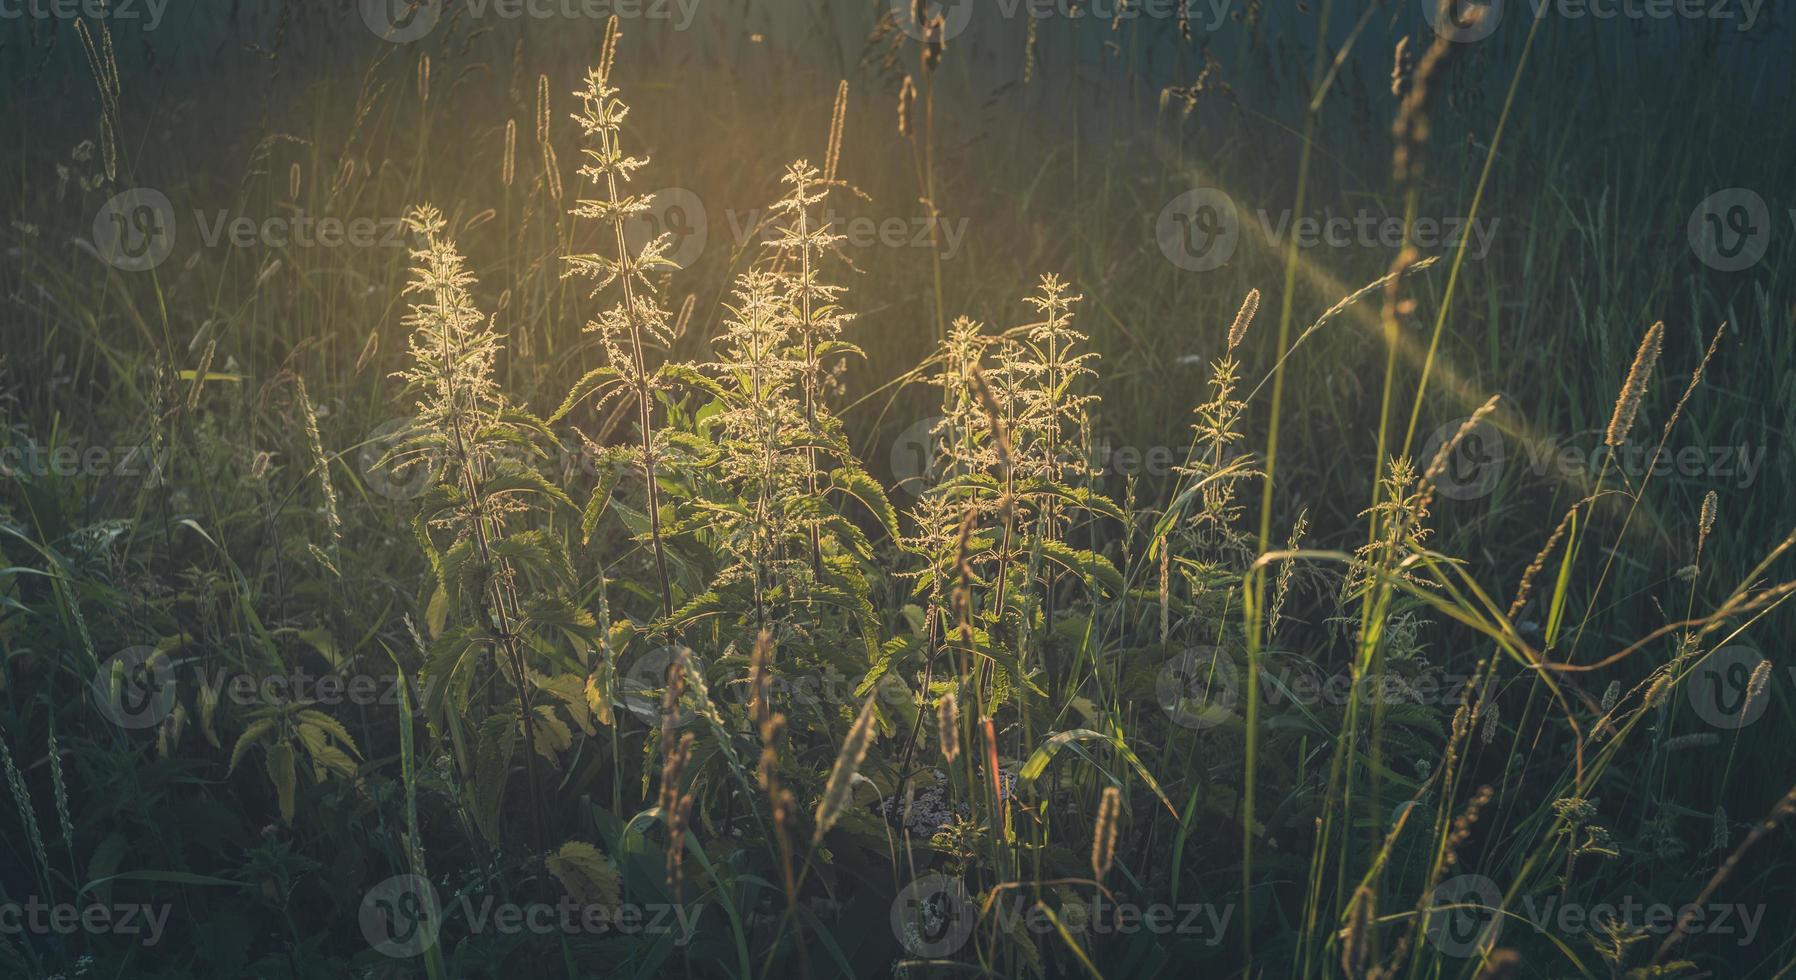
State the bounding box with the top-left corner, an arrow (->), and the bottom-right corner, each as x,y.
657,362 -> 729,400
524,594 -> 599,655
285,628 -> 342,668
855,635 -> 920,698
426,582 -> 452,639
546,841 -> 621,907
932,472 -> 1003,498
820,513 -> 874,559
662,429 -> 720,466
529,706 -> 573,763
669,590 -> 724,625
813,340 -> 866,363
415,481 -> 467,530
296,710 -> 362,758
441,538 -> 480,602
497,406 -> 559,444
536,672 -> 597,736
1034,482 -> 1127,525
422,629 -> 485,726
1038,539 -> 1125,596
296,724 -> 360,781
472,712 -> 517,844
580,462 -> 630,545
266,741 -> 297,823
491,529 -> 575,586
227,718 -> 277,776
549,366 -> 624,424
484,458 -> 577,511
829,463 -> 899,541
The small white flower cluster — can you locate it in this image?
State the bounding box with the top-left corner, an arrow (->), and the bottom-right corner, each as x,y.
877,774 -> 957,837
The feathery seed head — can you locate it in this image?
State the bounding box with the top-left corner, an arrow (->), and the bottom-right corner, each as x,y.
1227,288 -> 1261,352
1091,785 -> 1122,880
937,692 -> 960,763
1605,321 -> 1664,447
1698,490 -> 1719,557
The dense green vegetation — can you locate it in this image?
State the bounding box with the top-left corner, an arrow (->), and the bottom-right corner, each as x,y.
1,2 -> 1793,977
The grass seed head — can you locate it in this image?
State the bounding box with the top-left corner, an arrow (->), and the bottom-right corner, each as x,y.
1091,785 -> 1122,880
937,691 -> 960,763
1605,321 -> 1664,447
1227,288 -> 1261,352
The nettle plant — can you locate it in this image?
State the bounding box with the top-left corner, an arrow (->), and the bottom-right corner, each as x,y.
373,19 -> 1397,972
390,19 -> 904,882
390,205 -> 601,847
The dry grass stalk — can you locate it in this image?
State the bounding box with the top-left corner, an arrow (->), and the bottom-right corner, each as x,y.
293,376 -> 341,547
1508,502 -> 1585,621
824,80 -> 849,184
1392,22 -> 1454,183
898,74 -> 917,137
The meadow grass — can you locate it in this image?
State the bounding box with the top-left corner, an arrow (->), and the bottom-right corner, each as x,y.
0,3 -> 1793,978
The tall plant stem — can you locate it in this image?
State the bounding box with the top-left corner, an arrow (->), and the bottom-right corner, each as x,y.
794,167 -> 826,579
1247,3 -> 1335,967
437,294 -> 546,853
597,118 -> 675,622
